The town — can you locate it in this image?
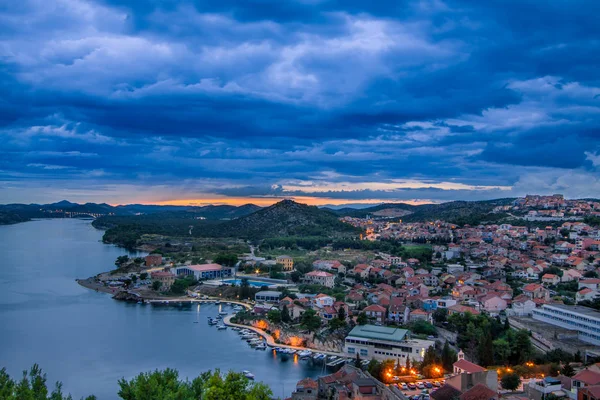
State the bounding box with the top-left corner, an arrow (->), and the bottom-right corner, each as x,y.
75,194 -> 600,400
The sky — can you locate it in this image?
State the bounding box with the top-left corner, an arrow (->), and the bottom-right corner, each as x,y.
1,0 -> 599,206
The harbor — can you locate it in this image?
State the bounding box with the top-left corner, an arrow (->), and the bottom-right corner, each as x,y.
0,219 -> 325,400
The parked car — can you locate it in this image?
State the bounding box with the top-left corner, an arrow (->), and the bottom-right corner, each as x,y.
417,382 -> 425,389
424,382 -> 433,389
407,383 -> 417,390
433,381 -> 441,387
401,383 -> 408,390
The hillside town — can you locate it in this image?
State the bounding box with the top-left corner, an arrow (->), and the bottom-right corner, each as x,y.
78,195 -> 600,400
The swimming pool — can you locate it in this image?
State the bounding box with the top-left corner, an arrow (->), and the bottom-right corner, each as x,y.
221,279 -> 274,287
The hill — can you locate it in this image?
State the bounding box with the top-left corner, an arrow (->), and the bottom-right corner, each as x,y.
214,199 -> 358,239
335,198 -> 516,225
0,201 -> 262,224
94,200 -> 358,247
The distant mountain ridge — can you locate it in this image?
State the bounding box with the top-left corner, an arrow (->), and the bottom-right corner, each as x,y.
0,201 -> 262,225
333,198 -> 517,225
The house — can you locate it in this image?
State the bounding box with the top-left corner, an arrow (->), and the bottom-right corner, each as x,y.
480,294 -> 507,315
410,309 -> 432,323
510,295 -> 536,317
290,378 -> 318,400
459,383 -> 498,400
448,304 -> 480,316
150,271 -> 175,290
363,304 -> 386,324
313,294 -> 335,309
573,369 -> 600,395
563,269 -> 583,282
580,279 -> 600,291
453,351 -> 486,375
541,273 -> 560,286
522,283 -> 550,301
145,254 -> 163,267
388,298 -> 410,324
577,386 -> 600,400
577,287 -> 598,303
304,271 -> 335,288
276,255 -> 294,271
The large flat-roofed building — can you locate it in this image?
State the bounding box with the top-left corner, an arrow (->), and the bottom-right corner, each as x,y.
255,291 -> 282,303
172,263 -> 233,280
532,304 -> 600,345
344,324 -> 434,362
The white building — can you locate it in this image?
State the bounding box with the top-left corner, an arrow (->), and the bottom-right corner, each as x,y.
172,263 -> 233,280
304,271 -> 335,288
532,304 -> 600,345
344,325 -> 434,362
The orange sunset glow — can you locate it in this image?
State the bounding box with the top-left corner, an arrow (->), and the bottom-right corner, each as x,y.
146,196 -> 435,207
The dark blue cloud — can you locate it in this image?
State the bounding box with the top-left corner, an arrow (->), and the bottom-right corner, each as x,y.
1,0 -> 599,204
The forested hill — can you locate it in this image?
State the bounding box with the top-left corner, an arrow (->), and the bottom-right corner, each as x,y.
333,198 -> 516,225
94,200 -> 359,247
0,201 -> 262,225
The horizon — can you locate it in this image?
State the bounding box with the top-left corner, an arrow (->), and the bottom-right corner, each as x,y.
1,1 -> 600,205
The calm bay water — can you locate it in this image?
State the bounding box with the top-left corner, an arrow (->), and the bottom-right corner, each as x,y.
0,219 -> 321,399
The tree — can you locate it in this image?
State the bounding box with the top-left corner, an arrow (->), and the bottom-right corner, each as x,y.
290,271 -> 302,283
267,309 -> 281,324
139,272 -> 148,280
354,354 -> 362,368
337,306 -> 346,321
574,350 -> 583,363
300,309 -> 321,333
214,253 -> 238,267
239,278 -> 251,300
411,320 -> 437,336
151,281 -> 162,291
441,341 -> 457,372
0,364 -> 96,400
492,338 -> 510,366
405,356 -> 411,371
356,312 -> 367,325
500,373 -> 521,391
432,308 -> 448,324
328,318 -> 347,331
561,363 -> 575,377
118,368 -> 272,400
281,305 -> 291,323
115,255 -> 129,268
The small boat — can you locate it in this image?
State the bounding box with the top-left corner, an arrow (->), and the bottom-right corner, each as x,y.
217,325 -> 227,330
215,300 -> 221,304
313,353 -> 325,360
275,347 -> 283,352
298,350 -> 312,358
137,301 -> 143,304
193,321 -> 199,324
243,370 -> 254,380
255,343 -> 267,350
219,311 -> 228,315
282,348 -> 296,354
208,319 -> 218,325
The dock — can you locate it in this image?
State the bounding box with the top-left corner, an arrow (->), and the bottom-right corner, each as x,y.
223,315 -> 346,358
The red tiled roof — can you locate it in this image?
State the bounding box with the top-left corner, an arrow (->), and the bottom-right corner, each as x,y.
459,383 -> 497,400
574,369 -> 600,385
453,359 -> 486,374
363,304 -> 386,313
296,378 -> 317,390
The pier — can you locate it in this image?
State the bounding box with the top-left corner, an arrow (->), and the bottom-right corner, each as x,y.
223,315 -> 346,358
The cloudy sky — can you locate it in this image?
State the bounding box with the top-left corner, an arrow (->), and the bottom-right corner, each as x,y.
1,0 -> 599,206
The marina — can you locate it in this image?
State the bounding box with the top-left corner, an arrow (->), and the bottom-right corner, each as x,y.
0,219 -> 325,400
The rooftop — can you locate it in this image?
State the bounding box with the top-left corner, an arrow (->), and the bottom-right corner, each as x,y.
183,263 -> 224,272
542,304 -> 600,319
346,324 -> 408,342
